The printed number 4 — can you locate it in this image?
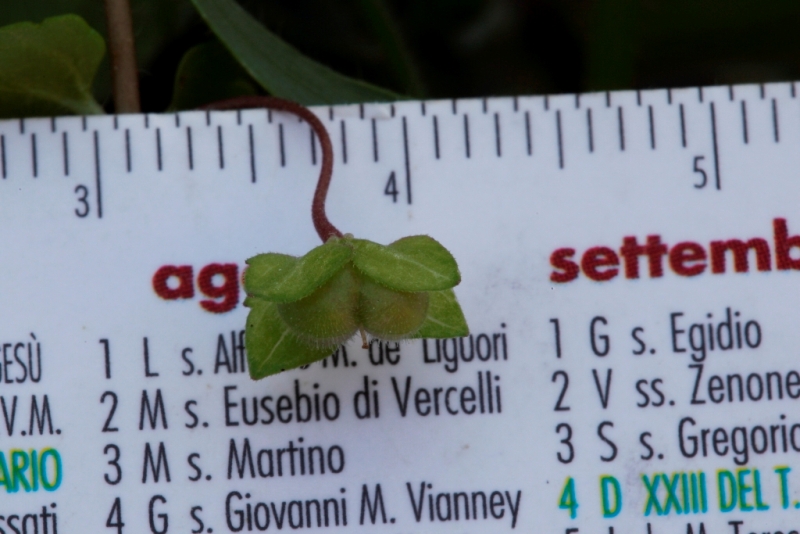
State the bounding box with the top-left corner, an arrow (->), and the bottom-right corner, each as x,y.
558,477 -> 578,519
384,171 -> 398,203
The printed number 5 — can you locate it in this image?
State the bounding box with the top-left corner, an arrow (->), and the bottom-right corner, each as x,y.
693,156 -> 707,189
75,185 -> 90,217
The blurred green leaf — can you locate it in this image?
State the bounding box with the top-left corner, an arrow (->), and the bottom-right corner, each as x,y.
352,235 -> 461,292
245,240 -> 353,303
0,14 -> 104,118
169,40 -> 258,110
354,0 -> 425,97
189,0 -> 401,105
412,289 -> 469,339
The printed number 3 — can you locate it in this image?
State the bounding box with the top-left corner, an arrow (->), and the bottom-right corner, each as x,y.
75,185 -> 90,217
556,423 -> 574,463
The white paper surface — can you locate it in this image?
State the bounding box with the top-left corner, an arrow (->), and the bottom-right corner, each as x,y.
0,83 -> 799,533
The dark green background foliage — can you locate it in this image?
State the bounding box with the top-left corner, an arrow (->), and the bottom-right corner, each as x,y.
3,0 -> 800,112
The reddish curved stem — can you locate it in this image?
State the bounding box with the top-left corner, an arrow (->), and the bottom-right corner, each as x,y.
200,96 -> 342,242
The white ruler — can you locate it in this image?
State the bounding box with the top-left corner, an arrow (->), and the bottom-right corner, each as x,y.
1,82 -> 800,533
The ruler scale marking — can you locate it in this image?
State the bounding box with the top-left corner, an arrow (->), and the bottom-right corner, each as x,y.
403,116 -> 411,205
31,134 -> 37,178
62,132 -> 69,176
248,124 -> 256,183
93,130 -> 102,218
556,110 -> 564,168
710,102 -> 721,190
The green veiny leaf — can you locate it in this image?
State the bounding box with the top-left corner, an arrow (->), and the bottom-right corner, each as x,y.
358,276 -> 428,339
277,267 -> 359,345
0,15 -> 105,118
245,240 -> 353,303
189,0 -> 402,105
245,297 -> 338,380
352,236 -> 461,292
169,40 -> 259,111
412,289 -> 469,339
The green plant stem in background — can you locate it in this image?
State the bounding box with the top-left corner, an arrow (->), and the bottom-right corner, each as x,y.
355,0 -> 426,98
103,0 -> 140,112
189,0 -> 401,105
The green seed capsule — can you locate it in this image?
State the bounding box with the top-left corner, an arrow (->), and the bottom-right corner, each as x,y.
358,276 -> 429,339
278,266 -> 359,345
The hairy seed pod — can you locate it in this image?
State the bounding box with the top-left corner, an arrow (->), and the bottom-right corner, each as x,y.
358,276 -> 429,339
278,266 -> 359,345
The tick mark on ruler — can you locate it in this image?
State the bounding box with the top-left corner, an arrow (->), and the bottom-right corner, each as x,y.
575,94 -> 580,109
710,103 -> 721,190
94,130 -> 103,218
19,118 -> 24,134
586,109 -> 594,152
698,87 -> 704,102
524,111 -> 532,156
637,90 -> 642,106
556,110 -> 564,169
186,127 -> 194,170
310,129 -> 317,166
371,119 -> 379,162
50,117 -> 56,133
279,124 -> 286,167
82,117 -> 87,131
667,88 -> 672,104
217,126 -> 225,169
236,110 -> 241,125
0,135 -> 5,179
617,107 -> 625,151
360,103 -> 365,119
494,113 -> 502,157
513,96 -> 519,112
390,105 -> 395,118
544,95 -> 550,111
728,86 -> 735,101
741,101 -> 749,144
679,104 -> 687,148
125,129 -> 132,172
760,83 -> 766,99
792,82 -> 796,98
340,121 -> 348,164
31,134 -> 38,178
432,116 -> 440,159
605,92 -> 611,108
420,102 -> 426,116
402,117 -> 412,205
62,132 -> 69,176
175,114 -> 180,127
772,99 -> 780,143
249,124 -> 256,183
463,115 -> 471,159
205,110 -> 211,126
156,128 -> 163,171
648,106 -> 656,149
451,99 -> 457,114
